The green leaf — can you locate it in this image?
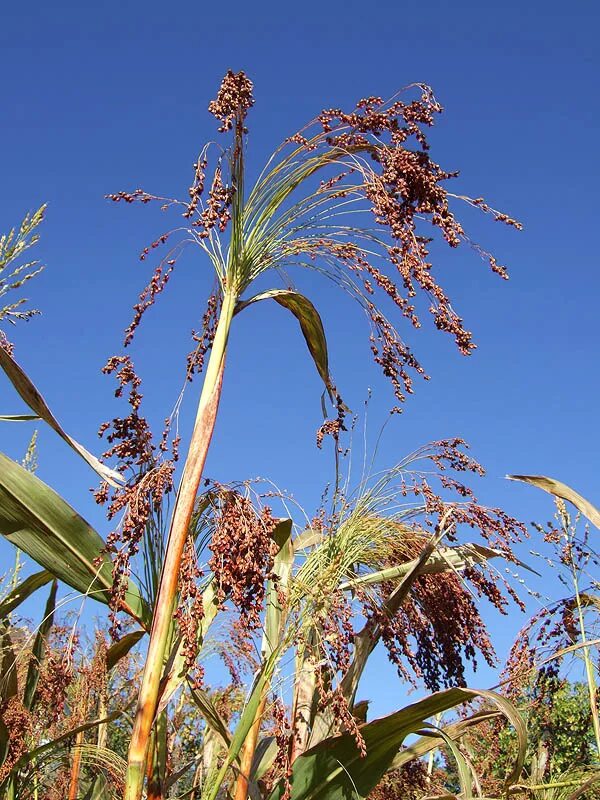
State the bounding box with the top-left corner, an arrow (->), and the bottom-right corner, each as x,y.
236,290 -> 333,394
106,629 -> 146,671
252,737 -> 278,783
0,347 -> 123,487
339,543 -> 539,591
0,569 -> 53,618
507,474 -> 600,530
189,686 -> 233,751
390,709 -> 501,770
0,625 -> 17,705
424,725 -> 475,799
24,578 -> 58,710
83,773 -> 110,800
0,415 -> 39,422
0,452 -> 150,628
269,687 -> 526,800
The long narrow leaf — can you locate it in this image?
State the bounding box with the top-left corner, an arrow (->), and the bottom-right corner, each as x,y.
204,651 -> 281,800
269,687 -> 525,800
263,519 -> 294,657
338,543 -> 528,591
236,290 -> 332,394
424,726 -> 474,799
0,569 -> 52,618
507,474 -> 600,530
106,629 -> 146,671
189,686 -> 233,751
0,452 -> 150,628
0,348 -> 123,487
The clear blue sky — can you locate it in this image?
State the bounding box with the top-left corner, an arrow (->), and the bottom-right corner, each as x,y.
1,0 -> 599,715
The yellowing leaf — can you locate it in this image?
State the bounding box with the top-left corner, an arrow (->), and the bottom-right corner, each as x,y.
507,474 -> 600,530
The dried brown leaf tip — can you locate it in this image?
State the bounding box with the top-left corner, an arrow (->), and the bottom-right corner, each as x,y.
208,69 -> 255,133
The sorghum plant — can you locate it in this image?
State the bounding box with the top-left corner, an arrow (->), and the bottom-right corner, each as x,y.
103,70 -> 522,798
0,70 -> 527,800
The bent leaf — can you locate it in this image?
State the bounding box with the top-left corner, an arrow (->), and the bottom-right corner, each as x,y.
236,290 -> 332,394
423,726 -> 475,799
0,569 -> 53,618
391,709 -> 501,770
106,629 -> 146,671
507,474 -> 600,530
189,686 -> 233,751
339,543 -> 538,590
269,687 -> 525,800
0,452 -> 150,628
0,347 -> 123,487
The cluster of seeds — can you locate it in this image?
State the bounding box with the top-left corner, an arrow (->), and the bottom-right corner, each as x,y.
173,534 -> 205,676
0,697 -> 32,785
186,291 -> 221,380
369,761 -> 433,800
207,69 -> 255,134
362,567 -> 497,691
94,356 -> 176,637
282,85 -> 522,409
35,626 -> 79,728
208,488 -> 277,631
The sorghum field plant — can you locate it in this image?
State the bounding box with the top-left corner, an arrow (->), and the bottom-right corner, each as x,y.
0,72 -> 597,800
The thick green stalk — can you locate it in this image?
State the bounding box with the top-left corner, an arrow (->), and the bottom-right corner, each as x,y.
125,290 -> 237,800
